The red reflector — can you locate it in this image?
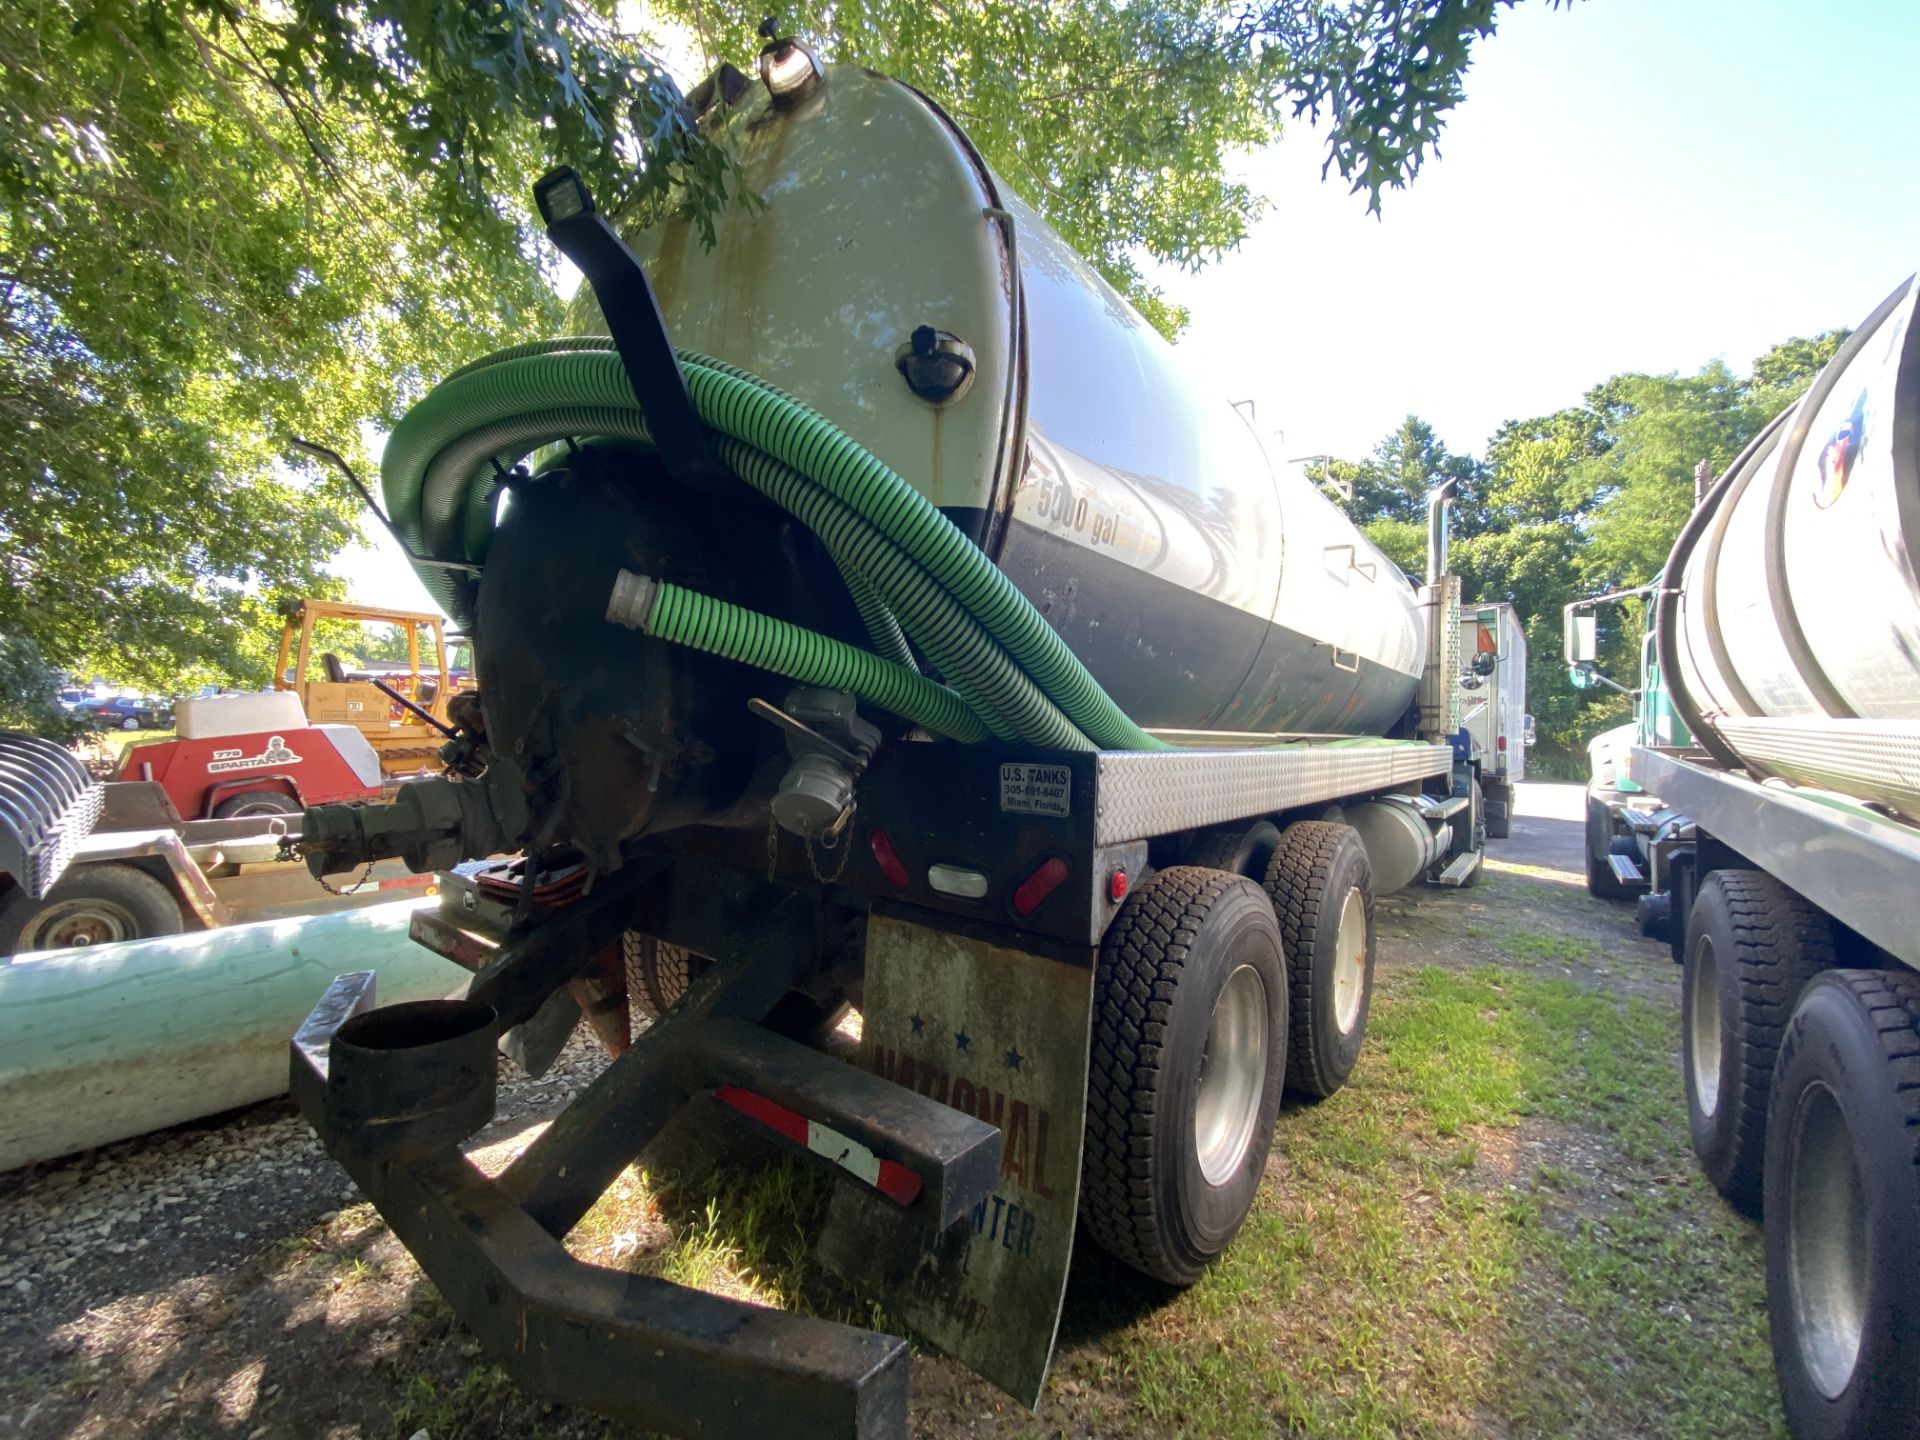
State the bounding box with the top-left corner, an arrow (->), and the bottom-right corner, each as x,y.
1012,856 -> 1070,917
1497,734 -> 1507,752
1108,867 -> 1129,903
869,829 -> 910,890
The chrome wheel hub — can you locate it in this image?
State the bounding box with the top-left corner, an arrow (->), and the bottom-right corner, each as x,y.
1788,1081 -> 1868,1400
1195,964 -> 1268,1187
1332,886 -> 1368,1034
1689,935 -> 1722,1117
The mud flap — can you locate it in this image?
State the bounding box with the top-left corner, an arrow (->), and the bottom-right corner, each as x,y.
817,909 -> 1093,1407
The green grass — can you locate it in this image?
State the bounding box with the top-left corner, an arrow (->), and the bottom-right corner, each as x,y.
557,964 -> 1778,1440
1081,966 -> 1782,1440
1497,927 -> 1608,969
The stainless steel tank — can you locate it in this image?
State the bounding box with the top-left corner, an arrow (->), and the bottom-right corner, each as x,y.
1673,278 -> 1920,721
583,64 -> 1425,739
1662,276 -> 1920,817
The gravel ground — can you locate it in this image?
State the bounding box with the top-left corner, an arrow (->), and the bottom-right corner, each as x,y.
0,1035 -> 613,1437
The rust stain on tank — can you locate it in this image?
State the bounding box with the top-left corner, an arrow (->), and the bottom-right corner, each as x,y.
651,219 -> 691,303
711,118 -> 794,359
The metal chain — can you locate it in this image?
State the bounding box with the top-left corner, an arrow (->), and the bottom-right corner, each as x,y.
768,803 -> 856,884
806,802 -> 855,884
315,861 -> 377,897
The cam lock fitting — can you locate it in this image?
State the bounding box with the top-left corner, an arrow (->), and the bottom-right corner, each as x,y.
769,687 -> 880,842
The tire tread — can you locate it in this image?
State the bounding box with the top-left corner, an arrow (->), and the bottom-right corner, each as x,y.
1703,870 -> 1835,1212
1263,822 -> 1373,1097
1080,866 -> 1244,1280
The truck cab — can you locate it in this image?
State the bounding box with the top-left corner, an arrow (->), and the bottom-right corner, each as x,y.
1563,587 -> 1690,901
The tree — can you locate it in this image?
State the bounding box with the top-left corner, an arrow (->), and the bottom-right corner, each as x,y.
1314,326 -> 1852,771
1311,416 -> 1481,576
0,0 -> 1565,729
0,0 -> 593,724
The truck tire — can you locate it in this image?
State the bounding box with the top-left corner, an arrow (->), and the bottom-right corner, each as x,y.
0,864 -> 185,958
1179,820 -> 1282,881
1764,969 -> 1920,1440
212,790 -> 301,820
1079,867 -> 1287,1285
1586,795 -> 1632,900
1683,871 -> 1833,1216
1262,822 -> 1375,1100
623,931 -> 705,1022
621,930 -> 853,1042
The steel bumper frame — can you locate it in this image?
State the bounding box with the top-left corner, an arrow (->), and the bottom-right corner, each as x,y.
289,871 -> 1005,1440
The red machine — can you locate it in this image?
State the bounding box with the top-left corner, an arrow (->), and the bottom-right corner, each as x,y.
115,692 -> 382,821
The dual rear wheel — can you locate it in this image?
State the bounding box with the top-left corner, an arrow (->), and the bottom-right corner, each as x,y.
1080,820 -> 1377,1284
1678,869 -> 1920,1440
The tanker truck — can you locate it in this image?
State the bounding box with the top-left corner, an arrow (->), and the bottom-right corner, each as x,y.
1564,275 -> 1920,1440
284,44 -> 1491,1438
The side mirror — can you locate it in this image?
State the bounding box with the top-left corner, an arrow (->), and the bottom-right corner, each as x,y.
1523,713 -> 1537,746
1471,651 -> 1497,677
1568,664 -> 1594,691
1565,609 -> 1598,666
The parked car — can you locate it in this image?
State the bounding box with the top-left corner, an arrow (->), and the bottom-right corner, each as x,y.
76,695 -> 174,731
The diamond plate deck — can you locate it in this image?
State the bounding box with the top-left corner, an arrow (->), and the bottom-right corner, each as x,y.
1091,743 -> 1450,846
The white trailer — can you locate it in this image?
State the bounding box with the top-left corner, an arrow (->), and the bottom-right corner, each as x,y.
1456,601 -> 1531,839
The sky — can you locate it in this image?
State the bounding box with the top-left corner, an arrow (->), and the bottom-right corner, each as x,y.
334,0 -> 1920,612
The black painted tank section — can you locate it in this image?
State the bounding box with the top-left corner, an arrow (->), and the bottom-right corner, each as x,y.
947,508 -> 1415,735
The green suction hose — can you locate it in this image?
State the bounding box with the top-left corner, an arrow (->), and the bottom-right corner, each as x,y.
378,340 -> 1165,751
605,571 -> 985,743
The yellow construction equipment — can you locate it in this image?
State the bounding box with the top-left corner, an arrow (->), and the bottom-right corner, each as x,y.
273,599 -> 462,778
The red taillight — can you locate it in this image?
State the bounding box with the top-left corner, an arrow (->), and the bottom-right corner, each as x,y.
1497,734 -> 1507,752
1108,867 -> 1129,903
869,829 -> 910,890
1012,856 -> 1070,917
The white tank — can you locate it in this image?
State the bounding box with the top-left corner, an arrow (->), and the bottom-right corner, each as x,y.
1664,277 -> 1920,818
1674,277 -> 1920,723
589,65 -> 1426,738
176,690 -> 308,740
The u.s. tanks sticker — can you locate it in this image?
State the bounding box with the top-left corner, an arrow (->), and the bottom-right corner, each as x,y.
998,762 -> 1071,817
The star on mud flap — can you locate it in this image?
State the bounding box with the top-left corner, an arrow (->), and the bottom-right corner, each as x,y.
955,1030 -> 971,1052
909,1013 -> 924,1036
1005,1046 -> 1024,1071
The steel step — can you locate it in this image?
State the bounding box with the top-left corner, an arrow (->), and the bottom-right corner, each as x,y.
1608,853 -> 1644,884
1424,795 -> 1470,822
1435,849 -> 1481,886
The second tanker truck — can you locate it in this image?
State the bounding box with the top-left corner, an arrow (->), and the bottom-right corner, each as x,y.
1566,275 -> 1920,1440
283,44 -> 1493,1438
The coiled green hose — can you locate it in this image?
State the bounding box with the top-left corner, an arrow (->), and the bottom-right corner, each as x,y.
642,581 -> 985,743
379,339 -> 1161,751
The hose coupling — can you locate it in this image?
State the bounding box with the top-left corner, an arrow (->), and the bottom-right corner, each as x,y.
606,570 -> 661,633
